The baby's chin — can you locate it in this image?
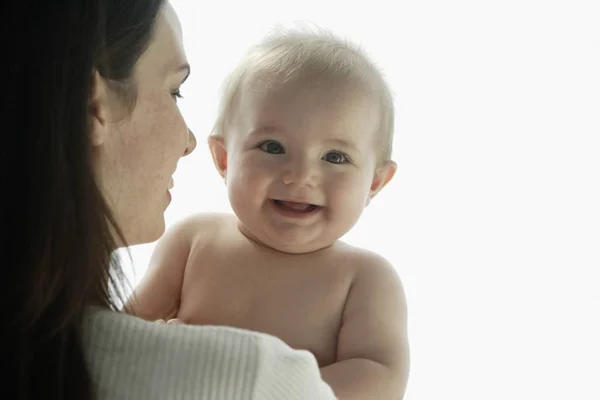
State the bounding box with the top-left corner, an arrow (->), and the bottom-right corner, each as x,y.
266,240 -> 334,255
245,226 -> 338,255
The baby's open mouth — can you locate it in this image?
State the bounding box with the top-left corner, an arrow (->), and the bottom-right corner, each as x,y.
272,200 -> 319,213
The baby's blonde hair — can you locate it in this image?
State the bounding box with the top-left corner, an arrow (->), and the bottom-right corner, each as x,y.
211,25 -> 395,162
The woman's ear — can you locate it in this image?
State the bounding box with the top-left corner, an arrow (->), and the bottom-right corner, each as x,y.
208,136 -> 228,181
89,70 -> 111,147
367,160 -> 397,204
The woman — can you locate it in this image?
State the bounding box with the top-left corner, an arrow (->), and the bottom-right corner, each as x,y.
3,1 -> 336,399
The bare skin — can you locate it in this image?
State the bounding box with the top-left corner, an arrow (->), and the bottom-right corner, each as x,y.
127,213 -> 409,399
127,67 -> 408,398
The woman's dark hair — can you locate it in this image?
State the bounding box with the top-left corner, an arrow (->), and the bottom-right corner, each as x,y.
2,0 -> 165,398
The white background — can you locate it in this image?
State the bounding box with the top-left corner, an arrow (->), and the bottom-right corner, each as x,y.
119,1 -> 600,398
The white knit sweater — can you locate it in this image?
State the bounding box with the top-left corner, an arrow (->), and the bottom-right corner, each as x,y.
82,307 -> 336,399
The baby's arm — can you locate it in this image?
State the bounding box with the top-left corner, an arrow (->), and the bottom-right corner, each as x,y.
320,255 -> 409,400
124,218 -> 195,321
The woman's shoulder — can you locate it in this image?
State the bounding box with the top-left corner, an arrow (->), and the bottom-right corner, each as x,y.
82,307 -> 335,400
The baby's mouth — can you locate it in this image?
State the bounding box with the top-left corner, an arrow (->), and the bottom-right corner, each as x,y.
272,200 -> 319,213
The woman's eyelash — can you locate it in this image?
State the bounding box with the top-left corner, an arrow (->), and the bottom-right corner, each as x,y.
172,89 -> 183,99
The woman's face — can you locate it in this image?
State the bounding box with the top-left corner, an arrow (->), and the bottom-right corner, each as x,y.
92,3 -> 197,246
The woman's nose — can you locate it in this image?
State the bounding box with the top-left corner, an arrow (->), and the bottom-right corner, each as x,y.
183,127 -> 197,157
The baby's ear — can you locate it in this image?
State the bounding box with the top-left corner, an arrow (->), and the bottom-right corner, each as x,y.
368,160 -> 397,203
208,136 -> 227,181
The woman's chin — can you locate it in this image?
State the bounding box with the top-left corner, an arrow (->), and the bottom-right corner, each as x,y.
120,217 -> 166,247
145,219 -> 166,244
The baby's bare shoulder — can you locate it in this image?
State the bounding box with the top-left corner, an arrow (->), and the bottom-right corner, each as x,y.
328,242 -> 401,295
330,241 -> 394,270
176,212 -> 234,230
173,212 -> 236,242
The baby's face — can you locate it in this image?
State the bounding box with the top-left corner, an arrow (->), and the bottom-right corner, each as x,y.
218,79 -> 387,253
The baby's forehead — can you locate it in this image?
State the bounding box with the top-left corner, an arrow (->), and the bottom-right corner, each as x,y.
248,79 -> 377,116
242,71 -> 380,113
238,80 -> 381,142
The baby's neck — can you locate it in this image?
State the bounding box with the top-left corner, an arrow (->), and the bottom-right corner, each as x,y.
234,218 -> 337,256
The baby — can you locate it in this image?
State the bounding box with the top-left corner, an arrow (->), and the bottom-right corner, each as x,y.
127,28 -> 409,399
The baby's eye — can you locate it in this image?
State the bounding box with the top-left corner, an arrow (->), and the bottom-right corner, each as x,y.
259,141 -> 285,154
323,151 -> 348,164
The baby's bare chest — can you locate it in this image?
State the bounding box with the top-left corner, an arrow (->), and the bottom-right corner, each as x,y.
177,247 -> 354,366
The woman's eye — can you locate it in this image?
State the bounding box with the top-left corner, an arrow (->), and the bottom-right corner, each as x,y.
323,151 -> 348,164
171,89 -> 184,101
259,141 -> 285,154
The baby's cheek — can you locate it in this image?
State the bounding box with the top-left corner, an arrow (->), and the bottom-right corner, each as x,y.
228,169 -> 264,207
238,159 -> 277,186
328,173 -> 372,210
327,171 -> 364,192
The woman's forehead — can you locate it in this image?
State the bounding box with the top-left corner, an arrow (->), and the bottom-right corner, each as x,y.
136,4 -> 188,79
